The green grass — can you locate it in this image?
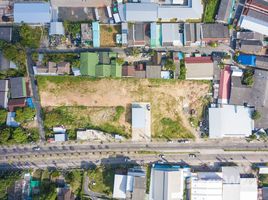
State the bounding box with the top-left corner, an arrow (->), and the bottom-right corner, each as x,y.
259,174 -> 268,187
0,171 -> 22,199
203,0 -> 220,23
156,117 -> 195,139
113,106 -> 125,121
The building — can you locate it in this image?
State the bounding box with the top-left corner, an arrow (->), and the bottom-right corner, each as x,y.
229,69 -> 268,128
10,77 -> 27,99
57,188 -> 75,200
209,104 -> 254,138
149,164 -> 190,200
80,52 -> 122,77
237,54 -> 256,66
128,23 -> 147,46
185,57 -> 214,80
238,0 -> 268,35
201,24 -> 229,44
0,80 -> 8,109
92,22 -> 100,48
14,3 -> 51,24
118,0 -> 203,22
218,66 -> 231,104
255,56 -> 268,70
216,0 -> 235,23
190,172 -> 223,200
239,40 -> 263,54
49,22 -> 64,35
150,22 -> 161,47
132,102 -> 151,141
113,168 -> 146,200
0,26 -> 12,42
184,23 -> 201,46
161,23 -> 182,47
54,133 -> 67,142
122,65 -> 135,77
236,31 -> 263,40
146,65 -> 161,79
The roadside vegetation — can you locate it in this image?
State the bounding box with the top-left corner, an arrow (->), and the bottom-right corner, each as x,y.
41,53 -> 80,68
203,0 -> 220,23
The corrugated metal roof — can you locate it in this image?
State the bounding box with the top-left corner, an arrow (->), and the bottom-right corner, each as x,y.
92,22 -> 100,47
49,22 -> 64,35
14,3 -> 51,23
125,3 -> 158,22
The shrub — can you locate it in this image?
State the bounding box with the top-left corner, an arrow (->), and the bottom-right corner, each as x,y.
252,110 -> 261,120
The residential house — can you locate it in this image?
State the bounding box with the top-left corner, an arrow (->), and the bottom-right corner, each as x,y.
48,62 -> 57,74
57,62 -> 70,75
92,21 -> 100,48
128,23 -> 148,46
149,164 -> 190,200
216,0 -> 235,24
122,65 -> 135,77
238,0 -> 268,35
150,22 -> 161,47
161,23 -> 183,47
185,56 -> 214,80
132,102 -> 151,142
255,56 -> 268,70
209,104 -> 254,138
0,80 -> 8,109
0,26 -> 12,42
146,65 -> 161,79
54,133 -> 67,142
218,66 -> 231,104
80,52 -> 122,77
121,22 -> 128,46
35,61 -> 70,75
229,69 -> 268,128
183,23 -> 201,46
14,3 -> 51,24
57,188 -> 75,200
201,24 -> 229,44
236,31 -> 263,41
118,0 -> 203,22
113,168 -> 146,200
239,40 -> 263,54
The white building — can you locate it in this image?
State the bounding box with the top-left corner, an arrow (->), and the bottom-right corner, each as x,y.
209,104 -> 254,138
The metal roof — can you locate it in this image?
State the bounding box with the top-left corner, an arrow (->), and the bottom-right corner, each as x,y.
10,77 -> 26,99
14,3 -> 51,24
125,3 -> 158,22
92,22 -> 100,47
113,174 -> 127,199
209,105 -> 253,138
54,133 -> 66,142
49,22 -> 64,35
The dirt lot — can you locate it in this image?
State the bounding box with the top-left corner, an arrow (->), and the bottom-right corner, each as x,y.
100,25 -> 121,47
38,77 -> 210,139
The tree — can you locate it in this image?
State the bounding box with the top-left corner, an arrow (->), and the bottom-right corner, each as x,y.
15,107 -> 36,123
179,61 -> 186,80
0,109 -> 7,126
116,57 -> 125,65
242,69 -> 254,86
12,128 -> 28,143
0,128 -> 11,144
252,110 -> 261,120
19,24 -> 42,48
130,48 -> 141,57
165,58 -> 176,71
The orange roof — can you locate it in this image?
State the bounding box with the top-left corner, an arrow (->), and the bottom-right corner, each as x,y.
219,66 -> 231,100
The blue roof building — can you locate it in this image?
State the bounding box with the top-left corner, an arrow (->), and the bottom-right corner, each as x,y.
14,3 -> 51,24
237,54 -> 256,67
92,22 -> 100,48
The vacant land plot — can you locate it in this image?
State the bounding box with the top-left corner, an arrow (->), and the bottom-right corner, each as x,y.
38,77 -> 210,139
100,25 -> 121,47
203,0 -> 220,23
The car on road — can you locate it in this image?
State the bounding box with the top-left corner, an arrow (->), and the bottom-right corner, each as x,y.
189,153 -> 196,158
159,154 -> 165,158
178,139 -> 190,143
32,146 -> 40,151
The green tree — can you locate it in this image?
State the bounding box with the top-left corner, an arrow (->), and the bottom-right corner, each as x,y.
252,110 -> 261,120
179,61 -> 186,80
0,109 -> 7,126
165,59 -> 176,71
15,107 -> 36,123
130,48 -> 141,57
242,69 -> 254,86
12,128 -> 28,143
0,128 -> 11,144
116,57 -> 125,66
19,24 -> 42,48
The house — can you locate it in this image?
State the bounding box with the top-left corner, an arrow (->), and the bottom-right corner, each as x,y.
229,69 -> 268,128
113,168 -> 146,200
128,23 -> 149,46
218,66 -> 231,104
201,24 -> 229,44
57,188 -> 75,200
14,3 -> 51,24
190,167 -> 258,200
183,23 -> 201,46
255,56 -> 268,70
118,0 -> 203,22
239,40 -> 263,54
10,77 -> 27,99
121,22 -> 128,46
0,80 -> 8,109
35,62 -> 71,75
150,22 -> 161,47
49,22 -> 64,35
209,104 -> 254,138
122,65 -> 135,77
48,62 -> 57,74
149,164 -> 190,200
237,54 -> 256,66
161,23 -> 183,47
57,62 -> 70,75
0,26 -> 12,42
80,52 -> 122,77
92,22 -> 100,48
185,57 -> 214,80
236,31 -> 263,41
132,102 -> 151,141
238,0 -> 268,35
146,65 -> 161,79
216,0 -> 235,23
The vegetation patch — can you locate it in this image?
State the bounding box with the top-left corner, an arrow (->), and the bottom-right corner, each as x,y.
259,174 -> 268,187
100,25 -> 121,47
203,0 -> 220,23
0,171 -> 23,199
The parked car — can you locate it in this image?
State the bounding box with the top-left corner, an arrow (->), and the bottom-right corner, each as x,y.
189,153 -> 196,158
32,146 -> 40,151
178,139 -> 190,143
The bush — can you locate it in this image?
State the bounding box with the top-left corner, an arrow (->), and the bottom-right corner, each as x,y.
252,110 -> 261,120
242,69 -> 254,86
165,59 -> 176,71
179,61 -> 186,80
113,106 -> 125,121
19,24 -> 42,48
15,107 -> 36,123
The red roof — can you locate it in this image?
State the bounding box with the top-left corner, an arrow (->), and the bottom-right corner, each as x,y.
246,0 -> 268,13
185,57 -> 213,64
218,66 -> 231,101
122,65 -> 135,77
8,98 -> 26,111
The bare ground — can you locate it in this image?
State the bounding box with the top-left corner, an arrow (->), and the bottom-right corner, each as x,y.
39,77 -> 210,138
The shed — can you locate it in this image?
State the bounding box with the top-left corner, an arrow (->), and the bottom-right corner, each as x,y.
0,27 -> 12,42
92,22 -> 100,47
54,133 -> 67,142
49,22 -> 64,35
10,77 -> 27,99
14,3 -> 51,24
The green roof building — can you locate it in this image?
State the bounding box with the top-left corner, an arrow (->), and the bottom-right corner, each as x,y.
80,52 -> 122,77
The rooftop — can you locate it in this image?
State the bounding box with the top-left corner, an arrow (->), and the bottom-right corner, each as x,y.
201,24 -> 229,39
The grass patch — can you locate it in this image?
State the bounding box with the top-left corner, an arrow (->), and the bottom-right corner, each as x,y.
203,0 -> 220,23
100,25 -> 121,47
259,174 -> 268,187
156,117 -> 195,139
113,106 -> 125,121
